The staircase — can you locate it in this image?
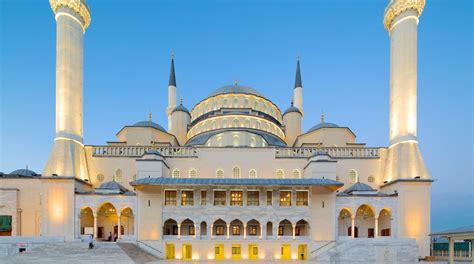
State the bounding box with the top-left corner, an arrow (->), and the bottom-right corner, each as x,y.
118,242 -> 159,263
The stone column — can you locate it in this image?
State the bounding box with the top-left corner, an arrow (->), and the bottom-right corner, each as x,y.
374,217 -> 379,238
44,0 -> 91,180
210,224 -> 213,239
93,215 -> 98,239
244,224 -> 247,239
260,224 -> 264,239
194,224 -> 197,239
448,237 -> 454,264
226,224 -> 230,239
117,214 -> 121,240
178,224 -> 181,240
351,217 -> 355,238
292,224 -> 296,240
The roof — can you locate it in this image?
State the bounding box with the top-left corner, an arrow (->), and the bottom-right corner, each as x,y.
131,177 -> 343,188
185,129 -> 287,147
132,121 -> 166,132
95,181 -> 131,194
430,225 -> 474,237
169,57 -> 176,87
171,104 -> 190,114
9,169 -> 39,177
295,59 -> 302,88
343,182 -> 375,194
307,122 -> 340,133
283,106 -> 301,115
207,84 -> 264,98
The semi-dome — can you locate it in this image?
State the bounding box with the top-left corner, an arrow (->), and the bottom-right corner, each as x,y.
207,84 -> 264,99
133,121 -> 166,132
9,169 -> 38,177
307,122 -> 339,133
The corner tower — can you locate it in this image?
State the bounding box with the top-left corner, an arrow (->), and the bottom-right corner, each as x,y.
43,0 -> 91,180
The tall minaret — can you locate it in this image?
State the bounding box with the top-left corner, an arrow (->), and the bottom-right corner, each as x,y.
383,0 -> 431,258
43,0 -> 91,180
293,57 -> 303,115
167,54 -> 177,131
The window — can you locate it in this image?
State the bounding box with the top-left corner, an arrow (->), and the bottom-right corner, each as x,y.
181,191 -> 194,206
349,170 -> 358,183
280,191 -> 292,206
233,119 -> 239,128
0,215 -> 12,233
172,169 -> 180,178
189,169 -> 197,178
114,169 -> 122,183
292,169 -> 301,179
216,226 -> 225,235
232,166 -> 241,178
201,191 -> 207,205
368,176 -> 375,183
233,135 -> 239,147
278,226 -> 284,236
247,191 -> 259,206
165,190 -> 177,206
249,169 -> 257,178
230,191 -> 243,206
232,245 -> 241,255
266,191 -> 273,206
214,191 -> 226,206
250,137 -> 256,147
216,169 -> 224,178
296,191 -> 308,206
249,226 -> 257,236
232,226 -> 241,235
223,119 -> 228,128
189,225 -> 195,236
276,169 -> 285,179
96,174 -> 104,182
233,98 -> 238,107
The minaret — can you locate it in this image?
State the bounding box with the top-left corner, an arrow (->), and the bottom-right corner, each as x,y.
293,57 -> 303,115
383,0 -> 431,258
167,53 -> 177,131
43,0 -> 91,180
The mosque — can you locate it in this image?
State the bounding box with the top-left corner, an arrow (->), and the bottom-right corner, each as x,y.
0,0 -> 433,262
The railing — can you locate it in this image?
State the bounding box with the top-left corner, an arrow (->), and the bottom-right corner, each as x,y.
275,147 -> 381,159
311,240 -> 336,255
92,146 -> 198,158
136,240 -> 163,254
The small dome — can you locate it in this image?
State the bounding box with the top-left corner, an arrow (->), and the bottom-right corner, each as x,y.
344,182 -> 375,194
207,84 -> 264,98
171,104 -> 190,114
133,121 -> 166,132
97,181 -> 129,193
9,169 -> 38,177
307,122 -> 339,133
283,106 -> 301,115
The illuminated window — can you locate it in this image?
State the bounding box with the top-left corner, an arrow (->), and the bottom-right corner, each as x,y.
249,226 -> 257,236
278,226 -> 284,236
254,101 -> 258,110
96,174 -> 104,182
223,119 -> 228,128
279,191 -> 292,206
232,226 -> 241,235
368,176 -> 375,183
216,226 -> 225,235
233,119 -> 239,127
276,169 -> 285,179
349,170 -> 358,183
233,98 -> 238,107
189,169 -> 197,178
201,191 -> 207,205
266,191 -> 272,206
232,245 -> 241,254
249,169 -> 257,179
165,190 -> 177,206
247,191 -> 259,206
292,169 -> 301,179
216,169 -> 224,178
232,166 -> 241,178
189,225 -> 195,236
230,191 -> 243,206
172,169 -> 180,178
114,169 -> 122,183
245,119 -> 250,128
181,190 -> 194,206
244,98 -> 249,107
214,191 -> 226,206
296,191 -> 308,206
233,135 -> 239,147
223,99 -> 228,107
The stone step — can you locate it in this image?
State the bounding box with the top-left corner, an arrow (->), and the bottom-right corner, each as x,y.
118,242 -> 159,264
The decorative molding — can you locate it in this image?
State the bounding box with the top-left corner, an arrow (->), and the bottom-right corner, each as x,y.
383,0 -> 425,31
49,0 -> 91,30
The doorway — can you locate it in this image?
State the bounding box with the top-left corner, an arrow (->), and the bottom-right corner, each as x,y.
166,243 -> 175,259
182,244 -> 192,260
281,244 -> 291,260
298,244 -> 307,260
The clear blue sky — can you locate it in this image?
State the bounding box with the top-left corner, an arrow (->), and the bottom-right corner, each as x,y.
0,0 -> 472,231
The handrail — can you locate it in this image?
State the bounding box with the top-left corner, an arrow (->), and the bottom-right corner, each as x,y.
136,240 -> 162,254
92,146 -> 198,158
311,240 -> 336,254
276,147 -> 381,159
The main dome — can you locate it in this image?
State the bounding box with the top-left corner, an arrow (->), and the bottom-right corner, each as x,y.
207,84 -> 264,99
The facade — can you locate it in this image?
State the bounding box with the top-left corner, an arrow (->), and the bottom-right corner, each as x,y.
0,0 -> 434,262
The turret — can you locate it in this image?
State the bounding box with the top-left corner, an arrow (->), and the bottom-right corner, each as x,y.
293,57 -> 303,115
283,101 -> 302,147
170,99 -> 190,145
167,54 -> 177,130
43,0 -> 91,180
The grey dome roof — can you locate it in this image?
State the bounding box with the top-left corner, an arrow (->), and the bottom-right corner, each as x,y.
308,122 -> 339,132
96,181 -> 130,194
207,84 -> 264,98
133,121 -> 166,132
283,106 -> 301,115
9,169 -> 38,177
171,104 -> 190,114
344,182 -> 375,194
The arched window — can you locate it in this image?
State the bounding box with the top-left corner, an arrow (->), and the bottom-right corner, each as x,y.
172,169 -> 180,178
233,119 -> 239,128
292,169 -> 301,179
368,175 -> 375,183
233,135 -> 240,147
349,170 -> 358,184
223,119 -> 228,128
217,137 -> 223,147
189,169 -> 197,178
232,166 -> 241,178
96,174 -> 104,182
114,169 -> 122,183
276,169 -> 285,179
245,119 -> 250,128
233,98 -> 239,107
249,169 -> 257,179
254,101 -> 258,110
244,98 -> 249,107
212,121 -> 216,129
223,98 -> 228,107
250,137 -> 256,147
216,169 -> 224,178
256,121 -> 261,129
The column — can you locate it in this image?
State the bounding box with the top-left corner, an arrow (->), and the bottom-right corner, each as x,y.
194,224 -> 197,239
210,224 -> 213,239
244,224 -> 247,239
374,217 -> 379,238
351,217 -> 355,239
178,224 -> 181,240
292,224 -> 296,240
227,224 -> 230,239
117,214 -> 121,240
448,237 -> 454,264
260,224 -> 264,239
93,215 -> 98,239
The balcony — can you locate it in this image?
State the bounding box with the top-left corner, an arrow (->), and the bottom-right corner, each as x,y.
91,146 -> 198,158
275,147 -> 381,159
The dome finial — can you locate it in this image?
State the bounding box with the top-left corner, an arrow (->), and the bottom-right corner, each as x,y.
234,80 -> 238,86
148,112 -> 152,122
180,97 -> 183,105
321,111 -> 325,125
291,100 -> 294,107
171,50 -> 174,60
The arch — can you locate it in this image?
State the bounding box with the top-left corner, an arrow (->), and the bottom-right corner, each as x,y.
180,218 -> 195,236
266,221 -> 273,236
232,166 -> 241,178
212,218 -> 227,236
233,118 -> 239,128
80,207 -> 94,236
349,169 -> 358,184
276,169 -> 285,179
172,168 -> 180,178
120,207 -> 134,236
188,168 -> 197,178
292,169 -> 301,179
163,219 -> 178,236
96,203 -> 118,241
200,221 -> 208,237
338,208 -> 353,237
230,219 -> 244,236
233,134 -> 240,147
378,208 -> 392,237
246,219 -> 261,236
355,204 -> 376,238
216,169 -> 224,178
248,169 -> 257,179
278,219 -> 292,236
295,219 -> 309,236
250,136 -> 256,147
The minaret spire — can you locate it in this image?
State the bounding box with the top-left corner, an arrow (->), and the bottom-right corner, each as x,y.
169,53 -> 176,87
167,52 -> 177,131
294,56 -> 302,89
293,56 -> 303,114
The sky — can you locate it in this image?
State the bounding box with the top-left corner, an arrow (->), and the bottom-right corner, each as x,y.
0,0 -> 472,231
